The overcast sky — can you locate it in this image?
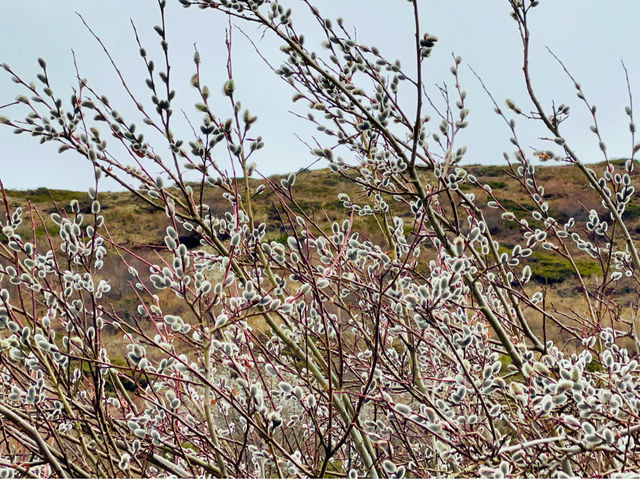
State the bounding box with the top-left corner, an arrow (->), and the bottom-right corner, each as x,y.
0,1 -> 638,190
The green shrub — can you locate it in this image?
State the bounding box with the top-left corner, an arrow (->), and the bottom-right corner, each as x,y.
623,202 -> 640,220
529,250 -> 599,283
472,165 -> 504,177
485,180 -> 507,190
500,198 -> 535,214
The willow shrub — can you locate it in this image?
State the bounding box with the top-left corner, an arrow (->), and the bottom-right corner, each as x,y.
0,1 -> 639,477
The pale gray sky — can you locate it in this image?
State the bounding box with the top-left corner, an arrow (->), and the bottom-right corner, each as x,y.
0,1 -> 638,190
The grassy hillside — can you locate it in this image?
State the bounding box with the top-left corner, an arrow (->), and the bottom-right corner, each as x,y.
3,161 -> 639,288
2,161 -> 639,352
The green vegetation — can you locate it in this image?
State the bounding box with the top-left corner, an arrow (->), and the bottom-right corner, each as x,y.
484,180 -> 507,190
498,245 -> 599,284
499,199 -> 535,214
272,232 -> 288,244
623,202 -> 640,220
586,360 -> 603,373
11,187 -> 82,205
529,250 -> 599,284
33,223 -> 59,239
322,460 -> 344,478
470,165 -> 505,177
497,354 -> 523,383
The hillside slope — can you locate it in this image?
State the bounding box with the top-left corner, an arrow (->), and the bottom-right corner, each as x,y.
3,162 -> 638,285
